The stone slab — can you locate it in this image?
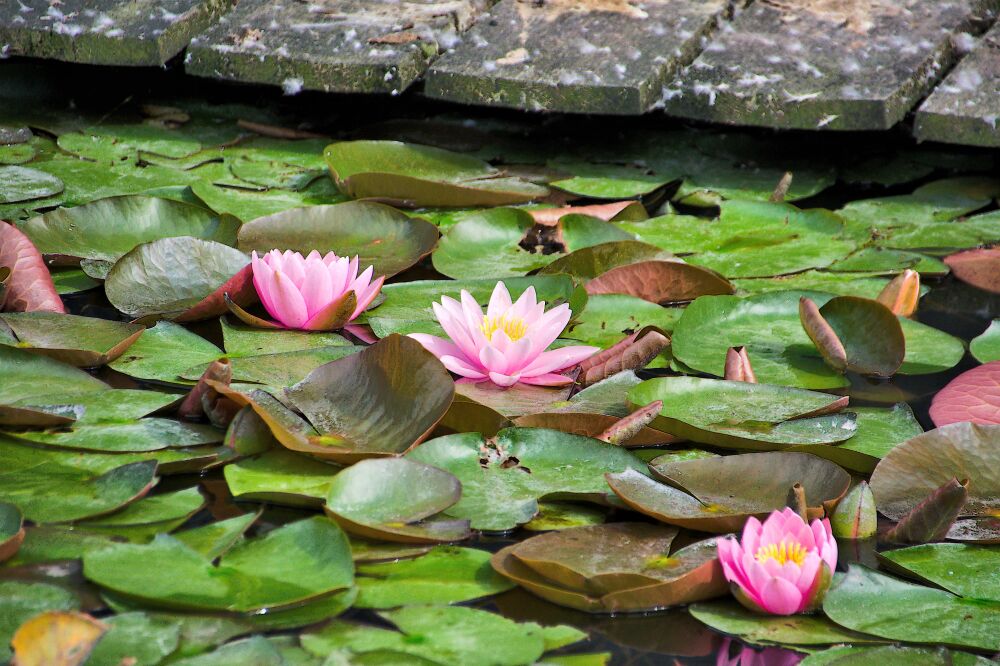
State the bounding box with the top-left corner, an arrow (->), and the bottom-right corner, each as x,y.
0,0 -> 233,66
915,22 -> 1000,147
424,0 -> 732,115
185,0 -> 489,95
660,0 -> 1000,130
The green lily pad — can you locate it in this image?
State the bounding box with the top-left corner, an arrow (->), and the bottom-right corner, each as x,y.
523,502 -> 608,531
879,543 -> 1000,603
355,546 -> 514,608
83,516 -> 353,613
971,319 -> 1000,363
828,248 -> 949,276
883,208 -> 1000,251
0,581 -> 78,663
789,404 -> 924,473
325,140 -> 547,207
283,335 -> 454,463
407,427 -> 647,532
674,162 -> 835,207
823,566 -> 1000,651
563,294 -> 680,358
671,291 -> 963,389
606,451 -> 849,532
49,268 -> 101,295
628,377 -> 856,450
0,345 -> 108,404
224,449 -> 341,507
105,237 -> 249,319
0,312 -> 145,367
7,525 -> 122,567
108,321 -> 221,385
302,604 -> 573,665
86,612 -> 182,666
221,319 -> 352,355
431,208 -> 634,279
800,296 -> 905,376
688,600 -> 879,646
9,389 -> 177,426
170,636 -> 282,666
17,196 -> 239,278
324,457 -> 469,543
549,162 -> 672,198
0,437 -> 157,523
190,178 -> 349,223
733,271 -> 894,299
236,201 -> 438,277
74,486 -> 206,540
0,165 -> 64,203
870,422 -> 1000,523
6,418 -> 222,453
0,501 -> 24,561
364,276 -> 579,338
182,346 -> 363,388
173,513 -> 260,560
801,645 -> 994,666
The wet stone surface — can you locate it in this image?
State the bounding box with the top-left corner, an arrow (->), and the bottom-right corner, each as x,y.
0,0 -> 234,66
916,21 -> 1000,147
659,0 -> 1000,130
424,0 -> 733,115
185,0 -> 489,95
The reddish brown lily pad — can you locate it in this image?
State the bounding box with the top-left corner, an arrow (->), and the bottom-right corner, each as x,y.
929,361 -> 1000,427
173,263 -> 256,324
944,247 -> 1000,294
0,222 -> 64,313
585,260 -> 734,305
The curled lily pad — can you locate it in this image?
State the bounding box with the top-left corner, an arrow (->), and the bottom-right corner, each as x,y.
823,566 -> 1000,651
799,296 -> 905,376
408,427 -> 648,532
324,458 -> 470,544
104,237 -> 249,320
17,196 -> 240,278
492,527 -> 725,614
628,377 -> 855,450
0,438 -> 157,523
325,140 -> 547,207
870,423 -> 1000,529
0,312 -> 144,367
929,362 -> 1000,426
83,516 -> 353,613
585,261 -> 734,305
236,201 -> 438,277
606,451 -> 848,533
282,335 -> 454,463
0,501 -> 24,562
529,201 -> 647,226
0,221 -> 64,313
539,240 -> 676,280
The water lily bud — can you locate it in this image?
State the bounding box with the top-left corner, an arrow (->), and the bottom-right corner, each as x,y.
724,346 -> 757,383
877,269 -> 920,317
831,481 -> 877,539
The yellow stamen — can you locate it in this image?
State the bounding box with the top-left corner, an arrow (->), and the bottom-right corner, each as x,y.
755,540 -> 808,566
480,315 -> 527,342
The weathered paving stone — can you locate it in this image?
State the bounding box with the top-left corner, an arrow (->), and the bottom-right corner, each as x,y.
185,0 -> 489,95
660,0 -> 1000,130
916,23 -> 1000,147
0,0 -> 234,66
424,0 -> 733,115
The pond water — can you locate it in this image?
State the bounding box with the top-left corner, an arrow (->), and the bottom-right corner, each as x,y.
2,57 -> 1000,665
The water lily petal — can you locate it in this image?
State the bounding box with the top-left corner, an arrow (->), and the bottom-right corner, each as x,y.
521,345 -> 599,377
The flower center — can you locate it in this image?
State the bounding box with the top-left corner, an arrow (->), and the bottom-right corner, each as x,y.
755,540 -> 808,566
480,315 -> 527,342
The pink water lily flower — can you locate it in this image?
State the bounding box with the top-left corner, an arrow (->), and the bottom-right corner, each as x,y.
717,508 -> 838,616
410,281 -> 598,387
251,250 -> 384,331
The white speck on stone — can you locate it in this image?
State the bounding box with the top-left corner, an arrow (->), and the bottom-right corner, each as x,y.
817,114 -> 838,128
281,77 -> 304,96
952,32 -> 976,54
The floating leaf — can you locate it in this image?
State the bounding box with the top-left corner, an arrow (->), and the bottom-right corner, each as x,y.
799,296 -> 905,376
104,237 -> 249,320
83,516 -> 353,613
84,612 -> 181,666
325,140 -> 547,207
801,645 -> 994,666
408,427 -> 647,532
17,196 -> 240,277
355,546 -> 514,608
549,162 -> 672,199
0,221 -> 64,313
9,611 -> 105,666
944,247 -> 1000,294
0,581 -> 79,663
283,335 -> 454,463
883,477 -> 968,545
529,201 -> 647,226
0,165 -> 64,203
628,377 -> 855,450
0,312 -> 144,367
0,346 -> 108,425
823,566 -> 1000,651
325,458 -> 469,544
6,418 -> 222,453
689,600 -> 879,646
0,501 -> 24,562
224,448 -> 340,507
971,319 -> 1000,363
878,543 -> 1000,603
236,201 -> 438,277
107,321 -> 221,385
607,451 -> 849,532
539,240 -> 676,280
929,361 -> 1000,426
870,423 -> 1000,525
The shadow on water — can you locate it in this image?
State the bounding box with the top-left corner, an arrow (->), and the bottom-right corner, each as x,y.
3,56 -> 1000,665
